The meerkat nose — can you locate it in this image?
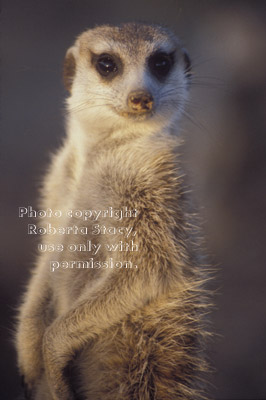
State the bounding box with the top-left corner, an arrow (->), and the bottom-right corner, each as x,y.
127,90 -> 154,113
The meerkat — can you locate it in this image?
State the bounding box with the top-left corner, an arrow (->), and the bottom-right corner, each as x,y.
16,23 -> 210,400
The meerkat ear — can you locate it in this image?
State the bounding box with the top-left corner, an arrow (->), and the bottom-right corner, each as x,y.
63,46 -> 77,92
182,48 -> 192,79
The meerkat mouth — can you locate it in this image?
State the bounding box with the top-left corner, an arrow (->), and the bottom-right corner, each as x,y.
119,110 -> 154,121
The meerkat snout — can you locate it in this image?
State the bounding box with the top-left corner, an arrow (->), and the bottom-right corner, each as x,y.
127,90 -> 154,113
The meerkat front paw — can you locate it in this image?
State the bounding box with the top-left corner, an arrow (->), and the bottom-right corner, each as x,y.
19,365 -> 41,400
17,321 -> 44,397
21,375 -> 34,400
18,359 -> 42,394
42,324 -> 75,400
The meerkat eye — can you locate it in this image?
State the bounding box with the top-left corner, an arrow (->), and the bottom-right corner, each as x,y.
148,52 -> 174,80
96,54 -> 118,78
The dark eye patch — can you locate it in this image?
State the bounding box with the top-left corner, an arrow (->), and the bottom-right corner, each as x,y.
92,53 -> 122,80
148,51 -> 175,81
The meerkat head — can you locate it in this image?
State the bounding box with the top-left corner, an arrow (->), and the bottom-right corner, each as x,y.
64,23 -> 191,134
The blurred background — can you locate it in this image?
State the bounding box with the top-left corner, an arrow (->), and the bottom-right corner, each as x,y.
1,0 -> 266,398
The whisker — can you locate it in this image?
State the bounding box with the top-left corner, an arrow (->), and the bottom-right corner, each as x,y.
181,108 -> 209,134
68,101 -> 114,114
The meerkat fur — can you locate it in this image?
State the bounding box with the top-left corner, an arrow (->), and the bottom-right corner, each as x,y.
16,22 -> 210,400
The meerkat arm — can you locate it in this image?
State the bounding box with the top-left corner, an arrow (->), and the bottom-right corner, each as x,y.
16,150 -> 77,398
43,257 -> 180,400
16,255 -> 52,397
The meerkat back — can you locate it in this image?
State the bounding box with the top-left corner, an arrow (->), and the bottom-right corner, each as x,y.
16,23 -> 210,400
